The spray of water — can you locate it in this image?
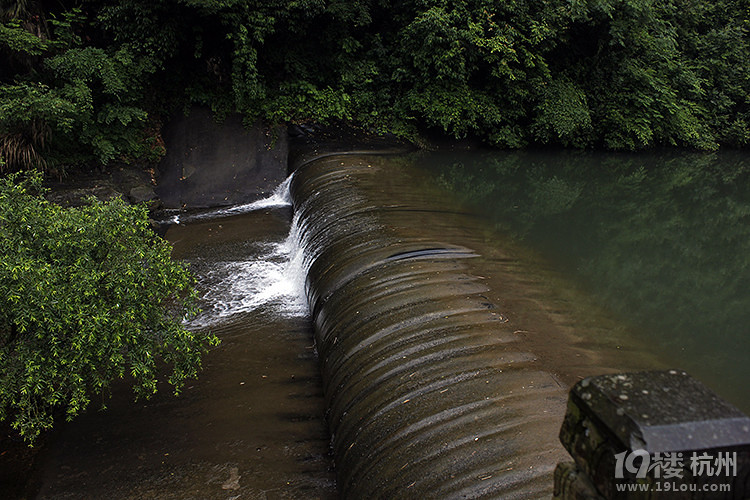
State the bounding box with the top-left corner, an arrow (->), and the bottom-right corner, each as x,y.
167,176 -> 294,225
185,174 -> 312,328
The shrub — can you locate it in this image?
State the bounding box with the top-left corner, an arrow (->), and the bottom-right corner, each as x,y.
0,172 -> 219,443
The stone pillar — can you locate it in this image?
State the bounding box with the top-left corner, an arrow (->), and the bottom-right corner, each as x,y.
554,370 -> 750,499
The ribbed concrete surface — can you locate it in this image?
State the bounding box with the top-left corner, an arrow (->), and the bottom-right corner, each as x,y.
290,157 -> 569,499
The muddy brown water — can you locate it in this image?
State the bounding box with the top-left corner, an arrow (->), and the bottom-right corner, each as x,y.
19,153 -> 669,499
27,207 -> 336,499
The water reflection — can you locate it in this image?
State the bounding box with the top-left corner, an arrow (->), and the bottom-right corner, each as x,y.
419,149 -> 750,412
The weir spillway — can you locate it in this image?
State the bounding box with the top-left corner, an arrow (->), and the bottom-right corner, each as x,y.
289,155 -> 570,498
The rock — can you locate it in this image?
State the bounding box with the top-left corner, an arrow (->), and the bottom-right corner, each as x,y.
45,183 -> 122,207
553,462 -> 604,500
221,466 -> 241,491
128,185 -> 159,206
45,164 -> 162,211
558,370 -> 750,499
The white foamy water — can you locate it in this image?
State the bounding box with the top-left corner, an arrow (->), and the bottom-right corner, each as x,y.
167,176 -> 294,225
188,243 -> 308,328
183,175 -> 312,328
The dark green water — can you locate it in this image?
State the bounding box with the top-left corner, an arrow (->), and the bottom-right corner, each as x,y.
414,149 -> 750,412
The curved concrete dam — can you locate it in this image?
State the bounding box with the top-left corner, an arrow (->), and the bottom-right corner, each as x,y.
23,150 -> 666,498
288,155 -> 581,498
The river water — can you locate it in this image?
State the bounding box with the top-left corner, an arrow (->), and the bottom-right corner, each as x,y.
27,149 -> 749,498
31,188 -> 337,498
414,149 -> 750,413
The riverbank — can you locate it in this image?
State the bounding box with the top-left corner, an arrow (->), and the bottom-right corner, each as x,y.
43,163 -> 160,209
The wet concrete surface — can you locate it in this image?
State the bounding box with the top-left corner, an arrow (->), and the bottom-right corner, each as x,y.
287,155 -> 666,498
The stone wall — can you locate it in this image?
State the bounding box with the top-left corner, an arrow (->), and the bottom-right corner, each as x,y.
156,107 -> 288,209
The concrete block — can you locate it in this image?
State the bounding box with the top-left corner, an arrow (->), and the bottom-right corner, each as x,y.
558,370 -> 750,499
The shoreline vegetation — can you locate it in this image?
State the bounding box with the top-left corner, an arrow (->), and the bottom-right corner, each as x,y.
2,0 -> 750,180
0,170 -> 219,474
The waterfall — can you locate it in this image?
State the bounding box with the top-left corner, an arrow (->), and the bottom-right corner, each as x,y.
179,154 -> 570,497
184,173 -> 310,328
280,210 -> 313,314
167,175 -> 294,225
287,155 -> 569,498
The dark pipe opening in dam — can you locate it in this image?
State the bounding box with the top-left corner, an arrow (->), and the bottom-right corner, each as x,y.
27,152 -> 672,499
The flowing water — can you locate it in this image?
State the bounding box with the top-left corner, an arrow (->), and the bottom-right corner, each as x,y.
23,148 -> 749,498
30,189 -> 336,499
283,155 -> 669,498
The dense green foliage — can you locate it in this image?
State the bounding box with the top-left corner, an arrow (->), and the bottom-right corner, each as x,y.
0,173 -> 219,442
2,0 -> 750,171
